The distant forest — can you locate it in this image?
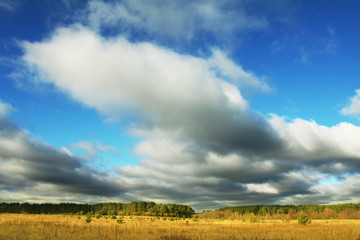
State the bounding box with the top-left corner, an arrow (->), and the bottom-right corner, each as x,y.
2,202 -> 360,219
219,203 -> 360,215
0,202 -> 195,218
201,203 -> 360,220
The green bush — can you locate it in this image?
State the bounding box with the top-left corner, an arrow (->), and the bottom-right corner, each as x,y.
116,217 -> 125,224
249,215 -> 259,223
85,214 -> 92,223
298,211 -> 311,225
281,215 -> 291,223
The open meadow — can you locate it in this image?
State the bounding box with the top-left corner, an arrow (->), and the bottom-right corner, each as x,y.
1,214 -> 359,240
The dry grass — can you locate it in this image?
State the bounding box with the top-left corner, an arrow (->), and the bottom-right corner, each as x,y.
0,214 -> 359,240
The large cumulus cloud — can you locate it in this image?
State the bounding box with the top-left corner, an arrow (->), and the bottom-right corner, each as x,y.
21,26 -> 279,156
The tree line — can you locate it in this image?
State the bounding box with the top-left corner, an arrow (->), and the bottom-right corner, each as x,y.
2,202 -> 359,219
200,203 -> 360,220
219,203 -> 360,215
0,202 -> 195,218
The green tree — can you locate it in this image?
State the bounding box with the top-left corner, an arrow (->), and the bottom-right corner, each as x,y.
298,211 -> 311,225
85,214 -> 92,223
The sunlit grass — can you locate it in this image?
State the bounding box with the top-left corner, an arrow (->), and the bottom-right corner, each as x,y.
1,214 -> 360,240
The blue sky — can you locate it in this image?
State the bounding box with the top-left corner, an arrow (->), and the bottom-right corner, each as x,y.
1,0 -> 360,210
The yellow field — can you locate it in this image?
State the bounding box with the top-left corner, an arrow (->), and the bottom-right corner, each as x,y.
1,214 -> 360,240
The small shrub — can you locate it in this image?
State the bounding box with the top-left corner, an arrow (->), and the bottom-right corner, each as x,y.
192,215 -> 200,222
249,215 -> 259,223
85,214 -> 92,223
298,211 -> 312,225
116,218 -> 125,224
281,215 -> 291,223
192,218 -> 199,222
111,215 -> 117,219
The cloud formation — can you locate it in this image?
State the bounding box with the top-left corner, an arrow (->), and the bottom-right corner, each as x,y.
341,89 -> 360,116
21,26 -> 277,157
82,0 -> 267,42
269,115 -> 360,160
70,141 -> 118,162
0,100 -> 15,117
0,101 -> 124,200
14,25 -> 360,209
0,0 -> 20,12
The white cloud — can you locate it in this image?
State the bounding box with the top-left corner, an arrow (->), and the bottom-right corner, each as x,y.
340,89 -> 360,116
0,0 -> 19,12
133,136 -> 195,164
268,114 -> 360,160
246,183 -> 279,194
86,0 -> 141,30
81,0 -> 267,41
22,26 -> 256,118
324,27 -> 338,54
70,141 -> 118,161
0,100 -> 15,117
60,147 -> 73,157
209,49 -> 271,92
311,174 -> 360,197
276,174 -> 360,204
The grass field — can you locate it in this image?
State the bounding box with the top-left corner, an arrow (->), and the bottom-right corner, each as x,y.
1,214 -> 360,240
